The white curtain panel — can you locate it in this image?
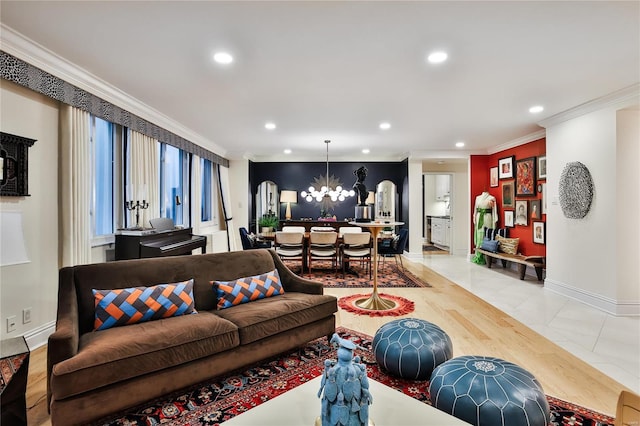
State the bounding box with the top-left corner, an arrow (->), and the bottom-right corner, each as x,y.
60,105 -> 92,266
217,165 -> 236,252
191,154 -> 202,236
128,131 -> 159,228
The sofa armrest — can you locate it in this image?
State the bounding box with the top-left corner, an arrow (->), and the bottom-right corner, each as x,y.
47,267 -> 80,409
267,249 -> 324,295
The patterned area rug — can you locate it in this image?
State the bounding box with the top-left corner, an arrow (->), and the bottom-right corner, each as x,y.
338,293 -> 415,317
0,352 -> 28,393
96,328 -> 615,426
298,261 -> 430,288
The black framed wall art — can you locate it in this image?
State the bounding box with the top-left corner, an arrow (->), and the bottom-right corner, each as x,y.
1,132 -> 37,197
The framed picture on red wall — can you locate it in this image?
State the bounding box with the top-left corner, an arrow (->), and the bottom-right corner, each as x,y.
533,221 -> 545,244
498,156 -> 514,179
504,210 -> 514,227
537,156 -> 547,180
515,200 -> 528,226
502,181 -> 514,208
490,166 -> 498,187
515,157 -> 536,196
530,199 -> 541,220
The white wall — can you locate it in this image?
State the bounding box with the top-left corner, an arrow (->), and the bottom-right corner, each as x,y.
616,109 -> 640,303
0,81 -> 59,346
407,159 -> 423,255
229,158 -> 250,251
545,104 -> 639,315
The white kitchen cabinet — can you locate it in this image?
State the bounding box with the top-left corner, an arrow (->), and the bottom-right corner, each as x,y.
430,217 -> 451,247
435,175 -> 451,201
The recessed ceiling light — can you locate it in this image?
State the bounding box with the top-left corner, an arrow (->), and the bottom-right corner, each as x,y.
213,52 -> 233,64
283,149 -> 292,154
265,122 -> 276,130
455,141 -> 465,148
379,122 -> 391,130
362,149 -> 370,154
529,105 -> 544,114
427,51 -> 448,64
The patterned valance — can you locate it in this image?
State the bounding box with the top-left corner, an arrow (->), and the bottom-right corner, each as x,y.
0,51 -> 229,167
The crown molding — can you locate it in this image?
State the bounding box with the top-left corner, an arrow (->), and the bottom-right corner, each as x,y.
538,83 -> 640,128
1,24 -> 227,157
486,129 -> 546,155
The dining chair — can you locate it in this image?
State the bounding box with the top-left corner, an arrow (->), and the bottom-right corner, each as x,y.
239,227 -> 271,250
310,226 -> 335,232
274,231 -> 305,273
307,231 -> 338,275
341,232 -> 372,278
282,226 -> 306,233
338,226 -> 362,238
377,228 -> 409,272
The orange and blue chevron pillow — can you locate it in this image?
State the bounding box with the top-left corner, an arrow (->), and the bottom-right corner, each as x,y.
213,269 -> 284,310
93,279 -> 197,331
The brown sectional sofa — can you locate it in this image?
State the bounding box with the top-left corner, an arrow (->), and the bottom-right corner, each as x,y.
47,249 -> 338,425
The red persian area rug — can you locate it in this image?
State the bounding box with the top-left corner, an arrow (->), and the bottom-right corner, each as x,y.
95,328 -> 615,426
299,262 -> 431,288
338,293 -> 415,317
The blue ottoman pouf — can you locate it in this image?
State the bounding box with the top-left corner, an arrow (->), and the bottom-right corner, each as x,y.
429,356 -> 550,426
373,318 -> 453,380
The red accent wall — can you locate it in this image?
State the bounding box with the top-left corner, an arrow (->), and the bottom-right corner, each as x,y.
469,138 -> 546,257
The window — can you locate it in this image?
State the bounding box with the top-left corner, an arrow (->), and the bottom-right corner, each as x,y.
160,143 -> 190,226
200,158 -> 214,222
92,116 -> 115,238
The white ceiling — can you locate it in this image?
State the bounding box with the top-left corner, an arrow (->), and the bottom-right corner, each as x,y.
1,1 -> 638,162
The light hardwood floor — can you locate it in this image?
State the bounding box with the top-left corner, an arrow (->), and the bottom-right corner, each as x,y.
25,260 -> 630,425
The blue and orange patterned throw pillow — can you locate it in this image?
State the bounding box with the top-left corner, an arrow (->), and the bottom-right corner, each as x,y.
93,279 -> 197,331
213,269 -> 284,310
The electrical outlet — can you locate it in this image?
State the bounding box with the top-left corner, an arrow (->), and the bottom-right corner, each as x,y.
6,315 -> 17,333
23,307 -> 32,324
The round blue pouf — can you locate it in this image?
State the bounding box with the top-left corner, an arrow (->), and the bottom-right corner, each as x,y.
372,318 -> 453,380
429,356 -> 550,426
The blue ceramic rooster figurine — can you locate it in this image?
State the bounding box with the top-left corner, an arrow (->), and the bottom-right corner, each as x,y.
318,333 -> 373,426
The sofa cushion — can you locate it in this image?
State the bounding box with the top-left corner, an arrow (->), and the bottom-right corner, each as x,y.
484,227 -> 508,240
50,312 -> 239,400
213,269 -> 284,310
480,238 -> 500,253
213,292 -> 337,345
93,279 -> 196,331
496,235 -> 520,255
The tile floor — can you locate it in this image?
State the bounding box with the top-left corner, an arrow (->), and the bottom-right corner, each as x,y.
417,253 -> 640,394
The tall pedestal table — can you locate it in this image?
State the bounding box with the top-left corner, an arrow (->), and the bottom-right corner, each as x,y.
349,221 -> 404,310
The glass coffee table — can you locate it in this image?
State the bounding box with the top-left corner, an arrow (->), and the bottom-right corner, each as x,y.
223,375 -> 469,425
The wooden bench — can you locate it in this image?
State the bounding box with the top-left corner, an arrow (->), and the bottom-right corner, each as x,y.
475,248 -> 545,281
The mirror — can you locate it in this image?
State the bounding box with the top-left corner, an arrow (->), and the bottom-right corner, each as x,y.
375,180 -> 396,221
256,180 -> 279,230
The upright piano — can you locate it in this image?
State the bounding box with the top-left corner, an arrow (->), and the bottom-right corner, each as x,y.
115,227 -> 207,261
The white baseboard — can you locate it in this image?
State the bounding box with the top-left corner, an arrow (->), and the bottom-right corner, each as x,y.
545,278 -> 640,316
403,251 -> 423,262
23,320 -> 56,350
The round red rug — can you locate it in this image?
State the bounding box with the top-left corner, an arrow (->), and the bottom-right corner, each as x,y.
338,293 -> 415,317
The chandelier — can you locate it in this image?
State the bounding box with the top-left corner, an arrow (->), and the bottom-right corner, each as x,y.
301,140 -> 355,203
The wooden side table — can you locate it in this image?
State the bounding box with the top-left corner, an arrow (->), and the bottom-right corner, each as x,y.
1,336 -> 30,425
